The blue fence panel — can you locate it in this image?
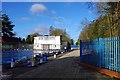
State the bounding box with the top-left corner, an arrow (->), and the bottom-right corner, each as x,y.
2,50 -> 33,63
118,37 -> 120,72
80,37 -> 120,72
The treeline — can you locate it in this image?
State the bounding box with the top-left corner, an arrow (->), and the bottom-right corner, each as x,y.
26,26 -> 74,45
77,2 -> 120,44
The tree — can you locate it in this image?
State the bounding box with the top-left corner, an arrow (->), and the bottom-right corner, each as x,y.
50,28 -> 71,43
26,35 -> 32,44
18,37 -> 22,42
49,26 -> 54,35
50,28 -> 63,36
2,14 -> 15,37
76,42 -> 78,45
26,35 -> 31,44
70,39 -> 74,45
26,33 -> 40,44
80,18 -> 90,28
88,2 -> 120,37
77,2 -> 120,43
22,38 -> 25,43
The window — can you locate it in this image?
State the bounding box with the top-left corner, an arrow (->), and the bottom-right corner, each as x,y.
55,45 -> 56,47
37,45 -> 39,47
39,37 -> 43,40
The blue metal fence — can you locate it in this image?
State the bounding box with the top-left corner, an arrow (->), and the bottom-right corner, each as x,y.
80,37 -> 120,72
2,50 -> 33,63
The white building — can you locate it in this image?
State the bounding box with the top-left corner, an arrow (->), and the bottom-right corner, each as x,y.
33,36 -> 61,54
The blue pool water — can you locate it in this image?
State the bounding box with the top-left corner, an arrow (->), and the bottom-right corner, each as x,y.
2,50 -> 34,63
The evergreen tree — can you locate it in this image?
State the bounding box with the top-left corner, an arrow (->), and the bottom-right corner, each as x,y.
2,14 -> 15,37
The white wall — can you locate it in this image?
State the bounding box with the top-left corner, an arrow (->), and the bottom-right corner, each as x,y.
34,36 -> 61,50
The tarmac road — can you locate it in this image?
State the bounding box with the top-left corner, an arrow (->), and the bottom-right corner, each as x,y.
14,50 -> 117,79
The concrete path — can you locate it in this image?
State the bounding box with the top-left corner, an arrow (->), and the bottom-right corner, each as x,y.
14,50 -> 116,79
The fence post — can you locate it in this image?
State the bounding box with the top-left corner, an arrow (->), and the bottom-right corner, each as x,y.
118,37 -> 120,72
80,40 -> 82,63
99,38 -> 103,68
